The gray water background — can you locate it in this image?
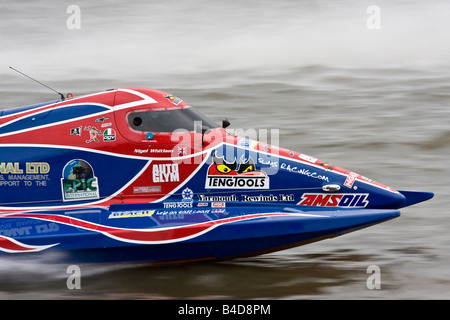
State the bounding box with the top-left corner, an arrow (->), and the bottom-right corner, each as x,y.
0,0 -> 448,299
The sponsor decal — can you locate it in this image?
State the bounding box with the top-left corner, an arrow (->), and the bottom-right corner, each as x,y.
206,175 -> 268,189
133,186 -> 161,194
108,210 -> 155,219
298,154 -> 318,163
241,194 -> 294,202
101,123 -> 112,128
316,160 -> 335,171
152,163 -> 179,183
197,194 -> 239,202
0,162 -> 51,187
71,125 -> 115,143
0,162 -> 22,174
134,149 -> 149,154
164,94 -> 182,105
163,202 -> 193,209
344,172 -> 359,189
197,193 -> 294,202
280,163 -> 329,182
152,208 -> 226,220
163,188 -> 193,209
150,149 -> 172,153
84,126 -> 102,143
103,128 -> 116,142
205,153 -> 269,189
70,126 -> 82,136
0,222 -> 59,237
61,159 -> 99,201
95,117 -> 110,122
241,194 -> 277,202
156,209 -> 212,215
360,176 -> 374,183
0,162 -> 49,175
211,202 -> 225,208
298,193 -> 369,208
155,213 -> 185,221
258,157 -> 278,168
181,188 -> 194,201
135,148 -> 172,154
211,208 -> 227,214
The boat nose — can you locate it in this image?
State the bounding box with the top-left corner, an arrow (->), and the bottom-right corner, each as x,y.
384,190 -> 406,209
368,187 -> 406,209
338,175 -> 407,209
322,180 -> 406,209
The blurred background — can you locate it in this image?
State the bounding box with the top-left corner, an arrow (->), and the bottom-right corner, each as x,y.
0,0 -> 448,299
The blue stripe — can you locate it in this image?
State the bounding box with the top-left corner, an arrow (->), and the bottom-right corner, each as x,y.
1,101 -> 57,117
0,104 -> 110,134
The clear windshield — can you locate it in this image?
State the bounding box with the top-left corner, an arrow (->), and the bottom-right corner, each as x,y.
127,106 -> 219,133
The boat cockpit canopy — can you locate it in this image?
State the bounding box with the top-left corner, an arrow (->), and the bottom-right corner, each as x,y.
127,106 -> 219,133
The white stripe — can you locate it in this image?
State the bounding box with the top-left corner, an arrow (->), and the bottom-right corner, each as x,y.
0,88 -> 157,137
228,141 -> 399,194
0,235 -> 58,253
113,88 -> 158,111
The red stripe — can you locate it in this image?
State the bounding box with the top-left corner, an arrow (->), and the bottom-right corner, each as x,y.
0,236 -> 35,252
7,212 -> 286,243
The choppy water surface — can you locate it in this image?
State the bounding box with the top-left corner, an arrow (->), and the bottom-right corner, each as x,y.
0,0 -> 448,299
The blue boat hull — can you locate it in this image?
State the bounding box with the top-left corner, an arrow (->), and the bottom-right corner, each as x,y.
0,203 -> 399,263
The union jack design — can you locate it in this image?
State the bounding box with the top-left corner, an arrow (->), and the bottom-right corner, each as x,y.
1,212 -> 306,247
178,146 -> 187,156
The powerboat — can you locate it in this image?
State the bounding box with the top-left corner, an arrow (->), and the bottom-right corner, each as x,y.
0,87 -> 433,263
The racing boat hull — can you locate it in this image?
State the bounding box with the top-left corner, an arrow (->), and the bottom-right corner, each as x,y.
0,202 -> 399,263
0,87 -> 432,263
